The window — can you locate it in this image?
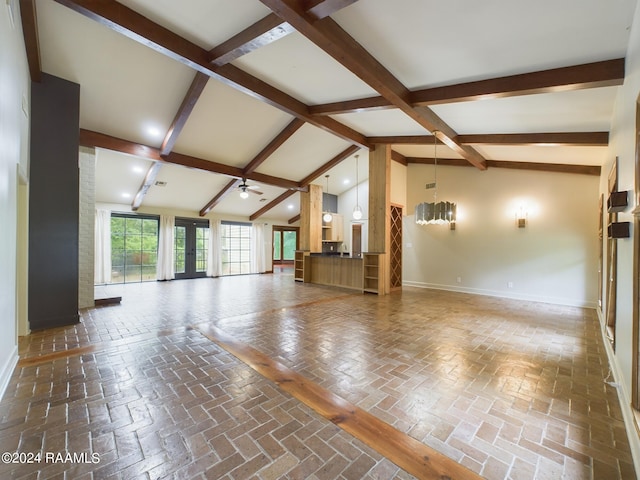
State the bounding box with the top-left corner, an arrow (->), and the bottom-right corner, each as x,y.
111,214 -> 159,283
221,222 -> 251,275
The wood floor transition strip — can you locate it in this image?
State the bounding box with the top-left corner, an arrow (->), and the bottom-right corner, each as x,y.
194,322 -> 482,480
17,327 -> 191,368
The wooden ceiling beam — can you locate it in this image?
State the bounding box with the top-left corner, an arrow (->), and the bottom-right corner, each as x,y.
369,135 -> 441,145
79,129 -> 163,160
457,132 -> 609,146
79,129 -> 301,190
243,118 -> 305,174
199,179 -> 241,216
249,144 -> 359,220
208,14 -> 294,67
310,96 -> 391,115
303,0 -> 359,20
298,145 -> 360,186
19,0 -> 42,82
484,160 -> 600,176
208,2 -> 356,66
406,157 -> 600,176
131,162 -> 162,211
310,58 -> 625,115
391,150 -> 407,166
370,132 -> 609,146
411,58 -> 625,106
54,0 -> 369,149
200,118 -> 305,215
167,151 -> 300,189
130,72 -> 209,210
260,0 -> 486,170
161,72 -> 209,156
288,214 -> 300,224
249,190 -> 296,221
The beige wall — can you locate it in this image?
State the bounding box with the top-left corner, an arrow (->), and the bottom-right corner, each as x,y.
404,164 -> 599,307
599,0 -> 640,466
0,2 -> 30,398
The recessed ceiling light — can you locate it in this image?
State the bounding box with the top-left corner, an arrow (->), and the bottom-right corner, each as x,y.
287,204 -> 294,209
343,179 -> 350,185
133,166 -> 144,174
146,126 -> 162,138
121,193 -> 131,198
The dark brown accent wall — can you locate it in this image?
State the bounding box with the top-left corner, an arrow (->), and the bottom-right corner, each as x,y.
28,73 -> 80,330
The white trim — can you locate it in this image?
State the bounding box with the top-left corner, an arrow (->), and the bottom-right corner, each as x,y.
596,307 -> 640,476
0,346 -> 18,401
402,281 -> 597,308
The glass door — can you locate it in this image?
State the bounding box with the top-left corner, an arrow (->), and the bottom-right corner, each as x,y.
175,218 -> 209,279
273,227 -> 298,265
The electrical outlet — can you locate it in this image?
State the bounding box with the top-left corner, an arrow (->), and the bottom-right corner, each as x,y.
508,282 -> 514,288
456,277 -> 462,283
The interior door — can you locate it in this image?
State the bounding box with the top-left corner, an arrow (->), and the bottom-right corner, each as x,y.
174,218 -> 209,279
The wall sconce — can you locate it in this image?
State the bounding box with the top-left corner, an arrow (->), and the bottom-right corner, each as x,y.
516,206 -> 528,228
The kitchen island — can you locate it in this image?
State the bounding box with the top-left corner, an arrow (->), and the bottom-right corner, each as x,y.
294,251 -> 384,294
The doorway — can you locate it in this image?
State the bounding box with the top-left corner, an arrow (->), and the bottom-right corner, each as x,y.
174,218 -> 209,279
273,226 -> 298,266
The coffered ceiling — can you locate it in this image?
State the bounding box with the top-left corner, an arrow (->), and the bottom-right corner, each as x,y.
21,0 -> 637,221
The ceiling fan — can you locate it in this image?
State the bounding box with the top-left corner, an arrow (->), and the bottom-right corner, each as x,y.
235,178 -> 263,199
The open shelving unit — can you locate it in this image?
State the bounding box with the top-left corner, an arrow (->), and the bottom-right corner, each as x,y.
294,250 -> 310,282
363,253 -> 383,294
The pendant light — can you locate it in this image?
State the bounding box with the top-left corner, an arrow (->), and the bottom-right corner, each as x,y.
352,154 -> 363,220
323,175 -> 333,223
415,131 -> 457,225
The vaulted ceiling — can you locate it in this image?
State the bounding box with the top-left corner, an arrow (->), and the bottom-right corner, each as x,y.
20,0 -> 637,221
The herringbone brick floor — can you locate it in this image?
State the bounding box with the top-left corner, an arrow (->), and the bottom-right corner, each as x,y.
0,272 -> 635,479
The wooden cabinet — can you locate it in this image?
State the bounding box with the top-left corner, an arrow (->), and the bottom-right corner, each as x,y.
363,253 -> 384,294
322,213 -> 343,242
294,250 -> 310,282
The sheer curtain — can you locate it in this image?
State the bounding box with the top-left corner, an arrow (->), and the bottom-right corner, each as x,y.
251,223 -> 267,274
94,209 -> 111,284
207,219 -> 222,277
156,214 -> 175,281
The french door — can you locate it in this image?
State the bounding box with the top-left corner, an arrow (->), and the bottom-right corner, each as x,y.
174,218 -> 209,279
273,226 -> 298,264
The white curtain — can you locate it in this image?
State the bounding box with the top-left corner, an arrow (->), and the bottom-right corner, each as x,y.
156,214 -> 175,281
251,223 -> 267,274
94,209 -> 111,284
207,219 -> 222,277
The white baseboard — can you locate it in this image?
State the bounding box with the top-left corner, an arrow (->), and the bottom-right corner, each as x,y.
595,308 -> 640,476
0,346 -> 18,401
402,281 -> 597,308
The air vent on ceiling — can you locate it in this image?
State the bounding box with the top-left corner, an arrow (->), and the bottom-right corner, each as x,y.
154,181 -> 167,187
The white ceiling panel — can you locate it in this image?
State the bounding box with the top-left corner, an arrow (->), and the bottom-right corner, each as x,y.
37,0 -> 196,147
142,163 -> 235,212
95,149 -> 153,204
173,79 -> 294,167
331,109 -> 431,137
335,0 -> 635,89
255,123 -> 353,181
38,0 -> 635,221
473,145 -> 608,166
233,31 -> 377,105
392,144 -> 465,160
116,0 -> 271,50
431,88 -> 619,135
